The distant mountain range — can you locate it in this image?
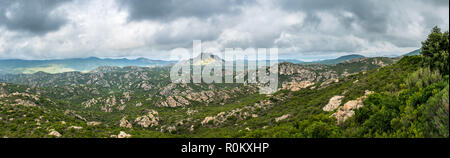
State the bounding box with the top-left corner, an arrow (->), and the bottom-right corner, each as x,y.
0,57 -> 177,74
303,54 -> 366,65
0,49 -> 421,74
402,49 -> 421,56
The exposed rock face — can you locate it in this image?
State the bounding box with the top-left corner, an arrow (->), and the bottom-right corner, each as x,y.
320,78 -> 339,88
323,96 -> 344,111
0,92 -> 40,107
201,116 -> 215,126
167,96 -> 181,107
118,131 -> 131,138
48,129 -> 61,137
157,96 -> 187,107
372,59 -> 387,67
282,81 -> 314,91
275,114 -> 291,122
278,63 -> 337,83
200,95 -> 281,127
279,63 -> 316,76
134,110 -> 159,128
166,126 -> 176,133
83,98 -> 98,108
185,91 -> 215,103
68,126 -> 83,130
139,82 -> 153,91
99,96 -> 117,112
189,125 -> 195,132
175,96 -> 190,105
159,125 -> 177,133
160,83 -> 176,96
120,117 -> 133,128
87,121 -> 102,126
331,90 -> 374,124
13,99 -> 37,107
157,89 -> 237,107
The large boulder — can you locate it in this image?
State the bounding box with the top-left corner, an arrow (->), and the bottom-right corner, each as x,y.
275,114 -> 291,122
48,129 -> 62,138
117,131 -> 131,138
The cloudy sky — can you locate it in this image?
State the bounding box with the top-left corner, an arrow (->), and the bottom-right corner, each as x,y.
0,0 -> 448,61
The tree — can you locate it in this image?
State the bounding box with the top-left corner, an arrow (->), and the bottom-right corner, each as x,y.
420,26 -> 449,75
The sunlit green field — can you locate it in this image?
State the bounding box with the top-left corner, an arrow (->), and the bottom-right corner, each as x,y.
17,64 -> 76,74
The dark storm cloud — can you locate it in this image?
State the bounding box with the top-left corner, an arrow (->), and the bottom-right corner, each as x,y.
0,0 -> 72,35
117,0 -> 253,21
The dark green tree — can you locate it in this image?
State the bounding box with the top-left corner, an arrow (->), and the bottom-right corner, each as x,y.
420,26 -> 449,75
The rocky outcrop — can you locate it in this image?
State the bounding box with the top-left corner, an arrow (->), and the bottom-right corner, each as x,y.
159,83 -> 177,96
185,91 -> 215,103
134,110 -> 159,128
87,121 -> 102,126
320,78 -> 339,88
174,96 -> 190,106
13,99 -> 37,107
278,63 -> 337,83
0,92 -> 40,107
48,129 -> 62,137
275,114 -> 291,122
100,96 -> 117,112
323,96 -> 344,111
68,126 -> 83,130
157,89 -> 235,107
372,59 -> 387,67
201,116 -> 215,126
120,117 -> 133,128
83,98 -> 98,108
282,81 -> 314,91
139,82 -> 153,91
117,131 -> 131,138
331,90 -> 374,124
157,96 -> 188,107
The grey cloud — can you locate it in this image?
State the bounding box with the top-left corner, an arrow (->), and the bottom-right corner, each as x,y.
277,0 -> 448,50
0,0 -> 448,60
117,0 -> 252,21
426,0 -> 449,6
104,0 -> 450,57
0,0 -> 72,35
280,0 -> 390,34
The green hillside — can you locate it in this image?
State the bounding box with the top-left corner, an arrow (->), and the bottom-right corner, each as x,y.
403,49 -> 421,56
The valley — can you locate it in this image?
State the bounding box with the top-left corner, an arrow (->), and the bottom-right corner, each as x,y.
1,51 -> 447,138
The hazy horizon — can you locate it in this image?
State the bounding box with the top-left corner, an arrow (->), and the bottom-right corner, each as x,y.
0,51 -> 407,62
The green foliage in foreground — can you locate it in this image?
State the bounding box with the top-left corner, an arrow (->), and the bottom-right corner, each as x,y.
240,55 -> 448,138
421,26 -> 449,75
